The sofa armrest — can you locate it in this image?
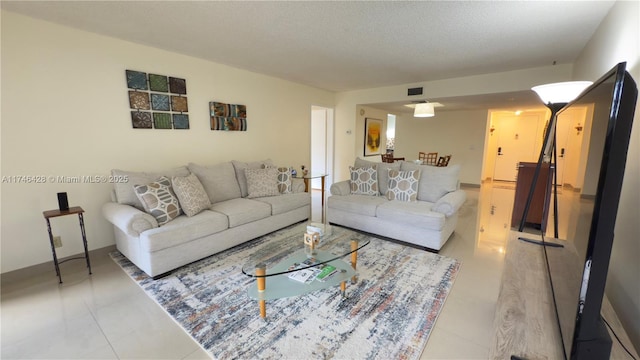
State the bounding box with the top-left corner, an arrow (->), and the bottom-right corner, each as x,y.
102,202 -> 158,237
330,180 -> 351,196
291,178 -> 305,193
433,189 -> 467,217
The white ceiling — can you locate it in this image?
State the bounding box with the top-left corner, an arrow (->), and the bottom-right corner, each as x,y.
2,0 -> 615,112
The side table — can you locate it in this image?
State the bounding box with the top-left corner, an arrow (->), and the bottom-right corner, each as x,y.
294,173 -> 328,223
43,206 -> 92,283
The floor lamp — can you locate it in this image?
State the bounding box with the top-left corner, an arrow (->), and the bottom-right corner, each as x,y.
517,81 -> 592,240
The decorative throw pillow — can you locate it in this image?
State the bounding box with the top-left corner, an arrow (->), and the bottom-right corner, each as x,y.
245,168 -> 280,198
353,157 -> 399,196
349,166 -> 378,195
133,176 -> 182,225
263,165 -> 292,194
387,169 -> 420,202
171,173 -> 211,217
111,166 -> 190,211
275,167 -> 292,194
232,159 -> 274,197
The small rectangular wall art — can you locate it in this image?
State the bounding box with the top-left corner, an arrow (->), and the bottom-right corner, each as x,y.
209,101 -> 247,131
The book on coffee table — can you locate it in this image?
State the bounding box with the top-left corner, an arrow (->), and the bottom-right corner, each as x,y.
316,264 -> 337,281
288,268 -> 318,283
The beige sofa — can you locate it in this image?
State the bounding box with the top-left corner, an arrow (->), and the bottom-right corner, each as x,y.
102,159 -> 310,278
327,158 -> 466,251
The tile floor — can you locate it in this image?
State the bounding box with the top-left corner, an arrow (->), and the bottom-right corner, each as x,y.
2,182 -> 564,359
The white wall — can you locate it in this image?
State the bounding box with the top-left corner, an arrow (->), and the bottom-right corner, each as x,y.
572,0 -> 640,350
355,105 -> 389,161
0,11 -> 334,273
394,109 -> 487,185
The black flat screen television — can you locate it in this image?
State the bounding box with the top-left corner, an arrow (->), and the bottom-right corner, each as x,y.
543,62 -> 637,359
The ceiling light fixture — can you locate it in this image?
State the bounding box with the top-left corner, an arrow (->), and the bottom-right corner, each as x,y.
414,102 -> 435,117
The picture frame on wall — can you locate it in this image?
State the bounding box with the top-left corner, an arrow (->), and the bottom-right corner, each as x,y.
364,118 -> 383,156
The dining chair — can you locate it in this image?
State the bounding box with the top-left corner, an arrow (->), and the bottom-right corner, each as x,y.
437,155 -> 451,167
419,152 -> 438,165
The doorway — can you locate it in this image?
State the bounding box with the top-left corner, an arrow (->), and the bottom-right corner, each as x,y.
311,106 -> 334,222
484,111 -> 546,182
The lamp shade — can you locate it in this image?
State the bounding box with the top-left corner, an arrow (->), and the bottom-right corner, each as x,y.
414,103 -> 435,117
531,81 -> 593,105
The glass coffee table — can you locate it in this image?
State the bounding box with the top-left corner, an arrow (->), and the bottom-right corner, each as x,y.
242,224 -> 370,319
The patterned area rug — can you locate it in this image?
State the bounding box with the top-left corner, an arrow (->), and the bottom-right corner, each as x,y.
110,223 -> 461,360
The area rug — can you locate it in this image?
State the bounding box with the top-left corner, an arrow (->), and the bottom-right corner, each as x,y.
110,223 -> 461,360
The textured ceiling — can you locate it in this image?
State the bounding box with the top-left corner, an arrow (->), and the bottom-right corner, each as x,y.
2,1 -> 615,110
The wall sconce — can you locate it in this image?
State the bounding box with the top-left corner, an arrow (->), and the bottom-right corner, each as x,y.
575,123 -> 583,135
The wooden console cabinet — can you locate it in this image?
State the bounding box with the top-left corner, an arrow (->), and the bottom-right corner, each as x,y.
510,162 -> 553,231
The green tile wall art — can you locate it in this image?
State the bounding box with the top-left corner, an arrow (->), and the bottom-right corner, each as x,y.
126,69 -> 189,130
209,101 -> 247,131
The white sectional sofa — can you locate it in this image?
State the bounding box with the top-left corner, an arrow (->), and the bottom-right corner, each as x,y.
102,159 -> 310,278
327,158 -> 466,251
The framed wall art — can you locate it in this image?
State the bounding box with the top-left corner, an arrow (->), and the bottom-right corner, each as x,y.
209,101 -> 247,131
364,118 -> 382,156
126,70 -> 189,130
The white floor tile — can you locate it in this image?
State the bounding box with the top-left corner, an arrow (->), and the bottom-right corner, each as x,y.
3,182 -> 568,359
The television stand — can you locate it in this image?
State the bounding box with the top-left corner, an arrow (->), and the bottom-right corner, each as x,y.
489,231 -> 638,359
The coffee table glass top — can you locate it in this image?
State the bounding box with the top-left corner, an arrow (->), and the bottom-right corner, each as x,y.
241,224 -> 370,301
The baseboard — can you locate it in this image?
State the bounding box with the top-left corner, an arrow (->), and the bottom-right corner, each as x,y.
460,182 -> 481,188
1,245 -> 116,286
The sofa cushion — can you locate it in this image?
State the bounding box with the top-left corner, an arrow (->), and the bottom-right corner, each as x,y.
327,194 -> 388,217
171,173 -> 211,217
140,210 -> 229,253
354,157 -> 400,196
112,166 -> 190,210
231,159 -> 274,197
349,166 -> 378,195
245,168 -> 280,198
400,163 -> 460,202
376,201 -> 446,231
253,192 -> 310,215
386,169 -> 420,202
188,162 -> 242,203
209,198 -> 271,227
133,176 -> 182,226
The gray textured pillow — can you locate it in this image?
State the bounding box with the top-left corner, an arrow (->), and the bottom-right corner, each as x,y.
245,168 -> 279,198
354,157 -> 400,196
188,162 -> 242,203
133,176 -> 182,225
349,166 -> 378,195
172,173 -> 211,217
387,169 -> 420,202
231,159 -> 274,197
112,166 -> 190,210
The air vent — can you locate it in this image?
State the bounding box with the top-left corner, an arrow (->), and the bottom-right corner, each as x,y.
408,87 -> 423,96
